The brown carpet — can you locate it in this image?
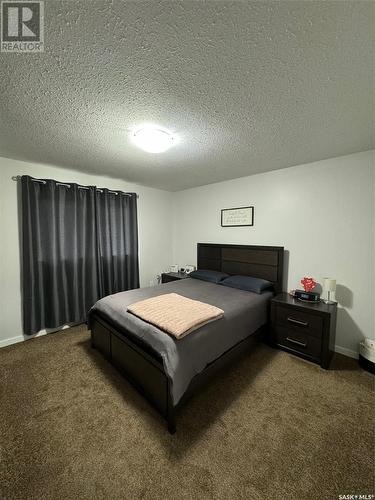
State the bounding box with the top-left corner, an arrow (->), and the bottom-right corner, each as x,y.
0,325 -> 374,500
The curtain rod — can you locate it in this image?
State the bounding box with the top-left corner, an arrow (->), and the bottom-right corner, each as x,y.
11,176 -> 139,198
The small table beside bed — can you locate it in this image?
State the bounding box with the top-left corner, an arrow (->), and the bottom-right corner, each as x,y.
88,243 -> 284,433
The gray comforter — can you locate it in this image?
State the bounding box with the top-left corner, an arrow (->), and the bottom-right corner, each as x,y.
89,278 -> 272,404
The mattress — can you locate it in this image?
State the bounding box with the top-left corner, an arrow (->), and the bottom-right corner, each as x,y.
89,278 -> 272,404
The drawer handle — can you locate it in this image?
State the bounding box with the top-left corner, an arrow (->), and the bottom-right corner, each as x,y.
286,337 -> 307,348
287,317 -> 309,327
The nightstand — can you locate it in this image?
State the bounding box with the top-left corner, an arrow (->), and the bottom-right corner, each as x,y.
270,293 -> 337,369
161,272 -> 190,284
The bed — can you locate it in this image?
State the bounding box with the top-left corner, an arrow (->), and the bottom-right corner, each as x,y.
88,243 -> 284,433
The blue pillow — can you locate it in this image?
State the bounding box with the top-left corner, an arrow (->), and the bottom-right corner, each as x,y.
220,275 -> 272,294
189,269 -> 229,284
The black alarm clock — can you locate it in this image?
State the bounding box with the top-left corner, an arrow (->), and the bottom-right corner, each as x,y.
294,289 -> 320,302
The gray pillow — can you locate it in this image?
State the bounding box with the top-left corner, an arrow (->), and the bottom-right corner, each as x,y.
220,275 -> 272,294
189,269 -> 229,284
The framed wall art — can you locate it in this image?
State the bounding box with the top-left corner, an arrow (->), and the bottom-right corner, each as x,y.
221,206 -> 254,227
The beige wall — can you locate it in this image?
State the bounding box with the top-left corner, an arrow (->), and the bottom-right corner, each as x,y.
0,157 -> 173,346
172,151 -> 375,358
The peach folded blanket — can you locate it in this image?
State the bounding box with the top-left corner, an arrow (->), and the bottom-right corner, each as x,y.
127,293 -> 224,339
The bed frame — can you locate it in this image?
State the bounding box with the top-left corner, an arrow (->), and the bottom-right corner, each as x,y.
90,243 -> 284,433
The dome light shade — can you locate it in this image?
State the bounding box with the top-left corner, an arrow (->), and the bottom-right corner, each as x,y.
132,127 -> 175,153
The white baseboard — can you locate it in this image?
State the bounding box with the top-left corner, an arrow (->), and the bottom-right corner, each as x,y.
334,345 -> 359,360
0,323 -> 81,349
0,331 -> 48,348
0,335 -> 24,348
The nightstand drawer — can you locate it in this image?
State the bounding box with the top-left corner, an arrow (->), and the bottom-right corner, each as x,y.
276,306 -> 323,338
274,326 -> 322,359
271,293 -> 337,369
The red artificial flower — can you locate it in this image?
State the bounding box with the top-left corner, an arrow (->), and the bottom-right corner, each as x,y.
300,276 -> 316,292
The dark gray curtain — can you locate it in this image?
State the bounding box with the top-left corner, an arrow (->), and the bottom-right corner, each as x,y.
96,188 -> 139,296
21,176 -> 139,335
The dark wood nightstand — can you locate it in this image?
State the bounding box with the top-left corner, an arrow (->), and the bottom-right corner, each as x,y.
161,272 -> 190,284
270,293 -> 337,369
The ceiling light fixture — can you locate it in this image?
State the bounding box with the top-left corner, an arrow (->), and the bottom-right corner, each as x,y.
132,126 -> 175,153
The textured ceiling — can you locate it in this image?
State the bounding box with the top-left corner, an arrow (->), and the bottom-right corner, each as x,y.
0,1 -> 374,191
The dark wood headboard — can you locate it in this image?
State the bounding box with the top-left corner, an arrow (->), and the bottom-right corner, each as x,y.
197,243 -> 284,294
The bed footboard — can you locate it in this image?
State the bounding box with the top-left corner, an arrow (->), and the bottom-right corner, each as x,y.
90,314 -> 176,433
90,313 -> 266,434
